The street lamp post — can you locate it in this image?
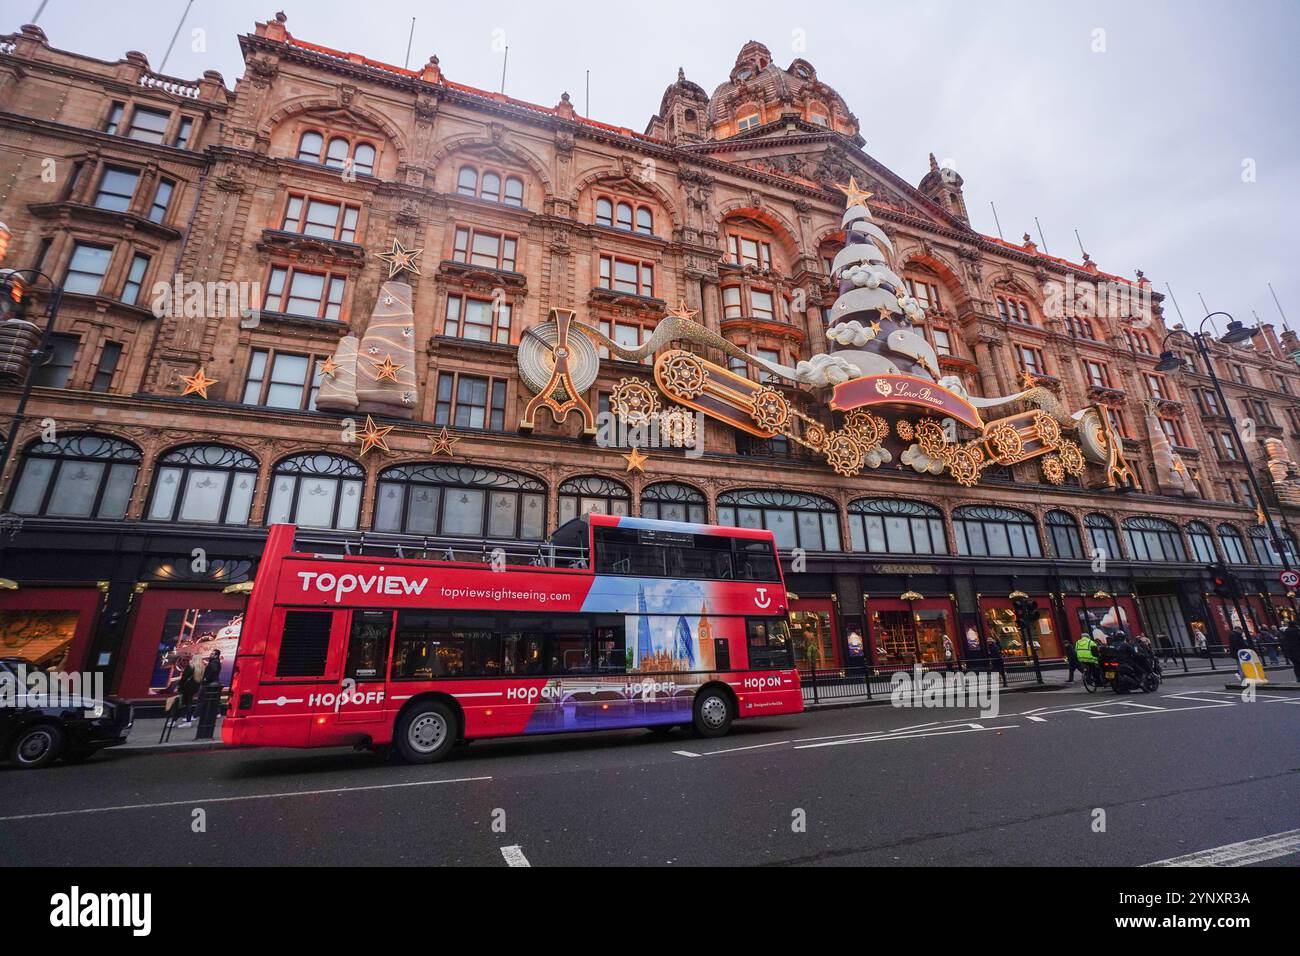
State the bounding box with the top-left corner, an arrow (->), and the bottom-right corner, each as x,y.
0,267 -> 65,492
1156,312 -> 1298,610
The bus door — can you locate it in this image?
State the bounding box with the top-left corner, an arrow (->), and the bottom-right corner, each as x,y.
337,610 -> 393,724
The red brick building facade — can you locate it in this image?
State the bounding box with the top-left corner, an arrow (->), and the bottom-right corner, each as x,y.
1,16 -> 1297,696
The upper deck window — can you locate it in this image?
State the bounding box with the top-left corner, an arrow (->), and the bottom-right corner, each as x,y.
593,526 -> 780,582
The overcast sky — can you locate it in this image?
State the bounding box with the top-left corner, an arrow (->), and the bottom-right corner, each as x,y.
10,0 -> 1298,335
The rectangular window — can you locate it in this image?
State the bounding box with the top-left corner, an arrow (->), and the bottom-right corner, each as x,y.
126,106 -> 171,144
906,279 -> 940,310
282,195 -> 360,242
931,328 -> 952,356
444,294 -> 511,344
242,348 -> 324,410
1016,345 -> 1045,375
93,166 -> 140,212
746,618 -> 793,670
64,242 -> 113,295
728,234 -> 772,270
1199,390 -> 1221,415
264,266 -> 346,320
434,372 -> 506,430
1085,360 -> 1110,388
149,179 -> 175,224
750,289 -> 776,321
1107,407 -> 1129,438
275,611 -> 333,678
33,333 -> 79,388
1159,417 -> 1184,446
121,252 -> 150,305
345,610 -> 392,681
722,286 -> 742,319
90,341 -> 123,393
1218,432 -> 1238,461
173,116 -> 194,149
104,102 -> 125,135
598,255 -> 654,297
452,227 -> 517,271
1146,374 -> 1169,400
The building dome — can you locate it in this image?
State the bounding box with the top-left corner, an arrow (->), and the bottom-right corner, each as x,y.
704,41 -> 857,139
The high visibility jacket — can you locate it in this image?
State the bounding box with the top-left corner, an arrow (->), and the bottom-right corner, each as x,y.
1075,634 -> 1099,664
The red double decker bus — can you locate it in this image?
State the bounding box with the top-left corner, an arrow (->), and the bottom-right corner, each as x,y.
223,514 -> 801,763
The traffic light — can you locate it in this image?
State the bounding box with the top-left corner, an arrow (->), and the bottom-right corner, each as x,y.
1209,564 -> 1240,600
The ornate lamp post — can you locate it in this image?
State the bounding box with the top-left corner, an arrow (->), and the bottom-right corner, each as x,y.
0,266 -> 66,493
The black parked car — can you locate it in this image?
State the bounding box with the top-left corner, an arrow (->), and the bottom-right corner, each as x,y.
0,658 -> 133,769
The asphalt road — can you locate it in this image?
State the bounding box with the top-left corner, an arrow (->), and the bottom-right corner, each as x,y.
2,673 -> 1297,866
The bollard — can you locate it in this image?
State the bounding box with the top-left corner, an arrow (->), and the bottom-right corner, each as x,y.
195,684 -> 222,740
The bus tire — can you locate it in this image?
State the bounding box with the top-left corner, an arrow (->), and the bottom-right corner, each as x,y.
693,687 -> 733,738
394,701 -> 457,764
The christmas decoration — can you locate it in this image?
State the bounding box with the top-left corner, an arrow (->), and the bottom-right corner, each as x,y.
180,367 -> 218,399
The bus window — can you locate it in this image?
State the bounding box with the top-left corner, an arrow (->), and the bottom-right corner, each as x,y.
746,618 -> 793,669
735,540 -> 780,582
713,638 -> 731,671
345,610 -> 392,680
665,535 -> 733,579
547,631 -> 591,673
595,625 -> 626,672
275,611 -> 333,677
502,629 -> 544,675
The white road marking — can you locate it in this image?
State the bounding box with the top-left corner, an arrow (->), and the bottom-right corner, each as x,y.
1089,702 -> 1236,719
694,740 -> 791,756
500,844 -> 531,867
1025,715 -> 1048,722
0,776 -> 493,823
672,750 -> 700,758
795,725 -> 1017,750
793,721 -> 940,744
1144,829 -> 1300,867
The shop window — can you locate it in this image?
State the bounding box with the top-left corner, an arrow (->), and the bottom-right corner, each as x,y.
1248,525 -> 1299,567
848,498 -> 947,555
1084,513 -> 1121,560
266,454 -> 364,530
433,372 -> 507,430
9,433 -> 140,519
1046,510 -> 1083,560
147,444 -> 259,525
242,348 -> 327,411
373,464 -> 545,539
1122,516 -> 1187,562
1187,521 -> 1218,563
952,505 -> 1041,558
640,481 -> 706,524
93,167 -> 140,212
870,607 -> 954,669
984,605 -> 1061,660
452,226 -> 518,272
558,475 -> 630,525
717,489 -> 840,551
789,608 -> 836,670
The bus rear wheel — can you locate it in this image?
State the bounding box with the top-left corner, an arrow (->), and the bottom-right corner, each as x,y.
395,701 -> 457,764
693,688 -> 733,739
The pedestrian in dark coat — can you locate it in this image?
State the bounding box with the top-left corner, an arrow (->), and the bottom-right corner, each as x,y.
176,657 -> 199,725
1281,622 -> 1300,682
1063,637 -> 1079,683
1228,628 -> 1248,657
202,650 -> 222,686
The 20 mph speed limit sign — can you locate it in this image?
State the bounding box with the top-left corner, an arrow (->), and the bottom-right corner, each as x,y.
1280,570 -> 1300,588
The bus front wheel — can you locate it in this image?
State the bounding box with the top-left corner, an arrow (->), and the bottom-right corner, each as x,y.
693,688 -> 733,739
395,701 -> 457,764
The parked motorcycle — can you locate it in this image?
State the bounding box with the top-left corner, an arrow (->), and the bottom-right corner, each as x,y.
1098,643 -> 1161,694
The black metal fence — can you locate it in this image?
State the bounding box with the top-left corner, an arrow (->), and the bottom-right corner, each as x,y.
799,656 -> 1048,705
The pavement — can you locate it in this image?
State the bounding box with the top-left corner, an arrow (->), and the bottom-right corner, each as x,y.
2,670 -> 1297,866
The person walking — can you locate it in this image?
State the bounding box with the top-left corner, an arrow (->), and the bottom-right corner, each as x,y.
986,635 -> 1004,678
1063,636 -> 1079,683
176,656 -> 199,727
1281,621 -> 1300,682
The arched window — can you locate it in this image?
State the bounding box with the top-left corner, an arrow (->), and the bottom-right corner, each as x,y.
352,142 -> 375,176
504,176 -> 524,207
147,445 -> 258,525
457,166 -> 478,196
616,201 -> 633,231
324,137 -> 349,168
847,499 -> 946,555
559,476 -> 630,525
641,482 -> 706,524
635,206 -> 653,235
1217,524 -> 1250,564
8,433 -> 140,519
480,171 -> 501,203
596,197 -> 613,227
296,130 -> 323,162
374,464 -> 545,539
1187,521 -> 1218,563
1046,510 -> 1083,560
952,505 -> 1041,558
1084,513 -> 1122,561
266,453 -> 363,530
717,489 -> 840,551
1123,516 -> 1187,562
1248,525 -> 1299,566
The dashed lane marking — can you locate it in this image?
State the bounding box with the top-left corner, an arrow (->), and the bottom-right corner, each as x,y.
794,724 -> 1017,750
500,845 -> 531,867
1144,829 -> 1300,867
0,775 -> 493,823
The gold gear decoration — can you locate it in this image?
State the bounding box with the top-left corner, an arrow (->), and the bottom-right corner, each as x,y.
800,420 -> 830,453
659,352 -> 709,398
825,431 -> 865,477
749,387 -> 792,432
1058,438 -> 1086,476
895,419 -> 915,442
987,420 -> 1024,461
1032,410 -> 1062,446
1041,455 -> 1066,484
610,378 -> 660,426
915,418 -> 948,458
947,445 -> 985,488
845,410 -> 888,450
658,406 -> 697,447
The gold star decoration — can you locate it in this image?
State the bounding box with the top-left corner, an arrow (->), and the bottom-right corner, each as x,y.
878,305 -> 893,321
318,357 -> 340,378
622,447 -> 648,473
869,320 -> 883,334
1019,370 -> 1039,389
372,355 -> 405,382
358,415 -> 394,456
180,367 -> 218,399
429,427 -> 460,458
667,299 -> 699,321
835,176 -> 874,208
374,237 -> 423,279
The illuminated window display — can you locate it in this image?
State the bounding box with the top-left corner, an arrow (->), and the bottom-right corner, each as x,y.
869,607 -> 954,667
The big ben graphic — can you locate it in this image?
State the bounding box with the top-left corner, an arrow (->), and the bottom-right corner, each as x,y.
697,600 -> 715,670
